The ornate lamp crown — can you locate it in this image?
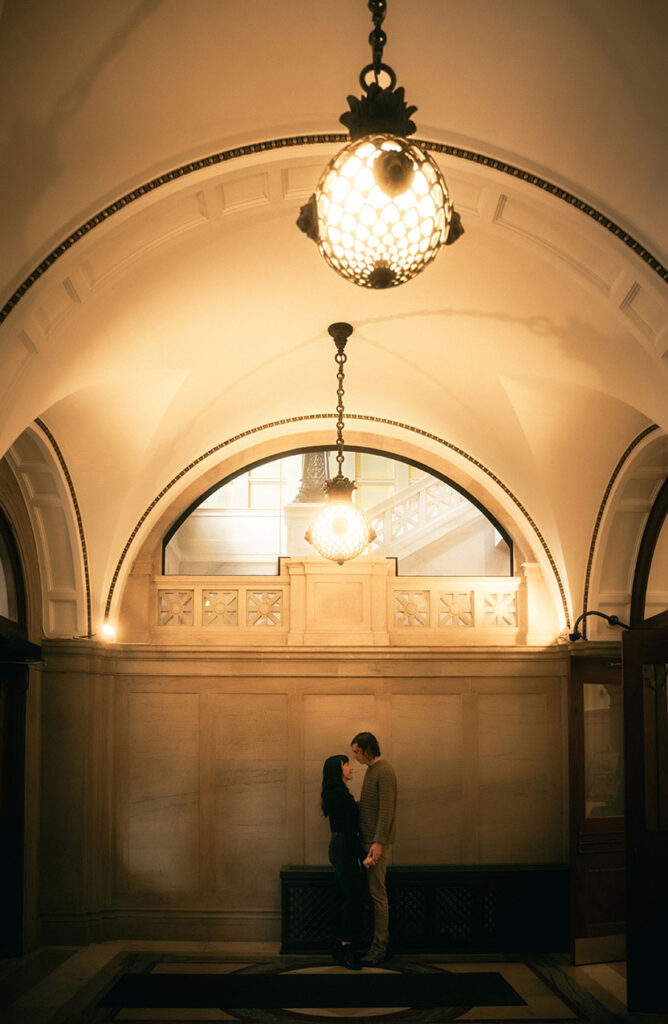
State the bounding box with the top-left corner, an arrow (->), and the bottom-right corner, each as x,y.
304,323 -> 376,564
297,0 -> 463,289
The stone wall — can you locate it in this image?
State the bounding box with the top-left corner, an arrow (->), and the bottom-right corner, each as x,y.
38,642 -> 568,944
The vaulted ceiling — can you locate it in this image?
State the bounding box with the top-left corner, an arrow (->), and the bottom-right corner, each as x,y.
1,0 -> 666,635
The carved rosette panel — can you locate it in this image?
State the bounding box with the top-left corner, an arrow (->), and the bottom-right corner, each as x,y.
394,591 -> 430,627
202,590 -> 238,626
157,589 -> 194,626
247,591 -> 282,626
439,592 -> 473,627
483,592 -> 517,627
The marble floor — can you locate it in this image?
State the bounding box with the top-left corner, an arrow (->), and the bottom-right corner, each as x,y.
0,943 -> 660,1024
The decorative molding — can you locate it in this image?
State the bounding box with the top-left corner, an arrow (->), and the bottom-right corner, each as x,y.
147,571 -> 529,647
483,592 -> 518,628
581,423 -> 660,638
247,590 -> 283,627
203,590 -> 238,626
33,418 -> 92,638
439,592 -> 473,627
104,413 -> 572,629
395,591 -> 430,627
157,589 -> 194,626
2,134 -> 665,326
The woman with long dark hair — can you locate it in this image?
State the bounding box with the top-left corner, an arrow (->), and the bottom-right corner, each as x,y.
321,754 -> 365,970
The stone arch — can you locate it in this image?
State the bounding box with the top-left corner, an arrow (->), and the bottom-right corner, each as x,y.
110,419 -> 567,641
5,424 -> 89,638
0,459 -> 43,647
585,427 -> 668,639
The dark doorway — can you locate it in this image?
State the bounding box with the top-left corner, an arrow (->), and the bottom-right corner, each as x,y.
623,625 -> 668,1014
0,661 -> 28,957
0,508 -> 39,957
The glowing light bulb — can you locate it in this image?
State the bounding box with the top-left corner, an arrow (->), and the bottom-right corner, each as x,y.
314,135 -> 452,289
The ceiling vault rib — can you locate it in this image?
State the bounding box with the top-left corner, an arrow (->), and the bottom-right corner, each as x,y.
103,412 -> 572,630
2,135 -> 666,326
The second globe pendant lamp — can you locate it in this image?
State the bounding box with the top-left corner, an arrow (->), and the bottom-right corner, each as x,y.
304,323 -> 376,564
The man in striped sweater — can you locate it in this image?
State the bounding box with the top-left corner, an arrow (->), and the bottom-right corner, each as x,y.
351,731 -> 398,965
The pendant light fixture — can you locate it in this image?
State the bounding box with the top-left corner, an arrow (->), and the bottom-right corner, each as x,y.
297,0 -> 463,289
304,323 -> 376,564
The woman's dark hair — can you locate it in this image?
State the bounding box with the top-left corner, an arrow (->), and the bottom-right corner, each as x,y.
321,754 -> 349,817
351,731 -> 381,758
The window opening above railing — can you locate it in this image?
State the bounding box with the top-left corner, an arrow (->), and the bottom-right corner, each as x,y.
162,448 -> 512,577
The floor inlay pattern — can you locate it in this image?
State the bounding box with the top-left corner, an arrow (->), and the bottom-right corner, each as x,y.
64,953 -> 628,1024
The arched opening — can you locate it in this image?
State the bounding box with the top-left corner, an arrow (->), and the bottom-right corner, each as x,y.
0,507 -> 25,631
162,447 -> 513,577
0,508 -> 34,957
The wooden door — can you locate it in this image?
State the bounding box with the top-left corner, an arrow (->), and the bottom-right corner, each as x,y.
623,627 -> 668,1014
569,653 -> 625,964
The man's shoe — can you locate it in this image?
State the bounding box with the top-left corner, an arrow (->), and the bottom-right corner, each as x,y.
361,948 -> 387,966
343,946 -> 362,970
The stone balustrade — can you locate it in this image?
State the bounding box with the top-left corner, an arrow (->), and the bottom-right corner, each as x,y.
146,558 -> 557,646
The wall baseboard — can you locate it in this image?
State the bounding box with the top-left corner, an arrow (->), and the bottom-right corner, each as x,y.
38,908 -> 281,945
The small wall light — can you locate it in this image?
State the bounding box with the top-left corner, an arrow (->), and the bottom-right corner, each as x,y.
569,611 -> 631,642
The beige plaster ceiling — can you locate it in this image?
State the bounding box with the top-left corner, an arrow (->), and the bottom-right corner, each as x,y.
0,0 -> 666,635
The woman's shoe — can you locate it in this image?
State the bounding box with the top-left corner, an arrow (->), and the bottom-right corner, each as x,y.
343,945 -> 362,970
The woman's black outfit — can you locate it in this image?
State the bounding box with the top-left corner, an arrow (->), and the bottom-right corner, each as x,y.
323,786 -> 365,951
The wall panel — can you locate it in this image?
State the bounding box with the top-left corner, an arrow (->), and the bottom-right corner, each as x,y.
478,691 -> 559,861
212,693 -> 289,908
392,694 -> 464,863
40,645 -> 568,943
122,691 -> 200,893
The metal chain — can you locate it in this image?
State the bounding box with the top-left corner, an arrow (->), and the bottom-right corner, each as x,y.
368,0 -> 387,77
335,345 -> 347,474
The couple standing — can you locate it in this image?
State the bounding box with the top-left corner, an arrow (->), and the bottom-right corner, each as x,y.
320,731 -> 397,970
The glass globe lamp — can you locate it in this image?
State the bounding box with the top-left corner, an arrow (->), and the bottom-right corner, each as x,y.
305,477 -> 376,565
297,1 -> 463,288
314,134 -> 453,289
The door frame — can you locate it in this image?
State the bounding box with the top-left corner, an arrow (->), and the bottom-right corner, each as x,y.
622,625 -> 668,1013
568,647 -> 625,964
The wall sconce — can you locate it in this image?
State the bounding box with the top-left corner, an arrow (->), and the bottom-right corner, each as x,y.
304,323 -> 376,564
297,0 -> 463,289
569,610 -> 631,642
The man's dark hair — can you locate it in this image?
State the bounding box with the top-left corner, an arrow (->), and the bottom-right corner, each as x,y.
351,731 -> 381,758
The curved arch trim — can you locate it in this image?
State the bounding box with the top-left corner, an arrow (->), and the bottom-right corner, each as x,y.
1,134 -> 665,326
581,423 -> 659,638
34,418 -> 92,638
104,412 -> 571,628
